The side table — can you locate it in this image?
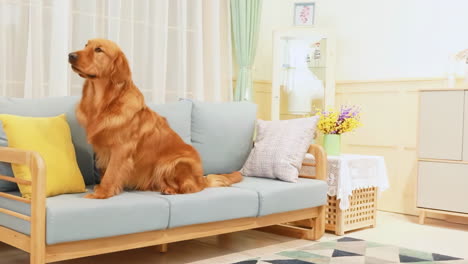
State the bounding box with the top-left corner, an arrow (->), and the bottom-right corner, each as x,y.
300,154 -> 389,235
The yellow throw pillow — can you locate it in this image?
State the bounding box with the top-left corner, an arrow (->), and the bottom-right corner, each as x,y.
0,114 -> 86,198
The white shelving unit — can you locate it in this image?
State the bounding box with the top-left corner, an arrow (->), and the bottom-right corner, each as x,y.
270,28 -> 336,120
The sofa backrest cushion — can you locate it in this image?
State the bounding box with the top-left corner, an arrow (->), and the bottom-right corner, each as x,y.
0,121 -> 17,191
191,101 -> 257,175
0,96 -> 94,185
147,100 -> 192,144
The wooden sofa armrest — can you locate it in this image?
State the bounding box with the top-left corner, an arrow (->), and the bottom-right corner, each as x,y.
299,144 -> 327,181
259,144 -> 327,240
0,146 -> 46,262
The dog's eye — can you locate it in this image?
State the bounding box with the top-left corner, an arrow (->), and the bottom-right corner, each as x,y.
95,47 -> 103,53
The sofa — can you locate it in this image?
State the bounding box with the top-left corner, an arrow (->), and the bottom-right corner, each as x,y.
0,96 -> 328,264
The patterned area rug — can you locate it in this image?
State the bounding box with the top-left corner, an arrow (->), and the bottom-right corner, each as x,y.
232,237 -> 466,264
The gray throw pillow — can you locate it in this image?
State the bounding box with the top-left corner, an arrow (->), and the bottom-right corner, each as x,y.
0,121 -> 18,191
240,117 -> 319,182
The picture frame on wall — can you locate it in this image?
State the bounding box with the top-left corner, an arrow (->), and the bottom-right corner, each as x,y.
294,2 -> 315,26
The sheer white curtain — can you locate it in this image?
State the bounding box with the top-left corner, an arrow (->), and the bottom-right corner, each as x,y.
0,0 -> 233,102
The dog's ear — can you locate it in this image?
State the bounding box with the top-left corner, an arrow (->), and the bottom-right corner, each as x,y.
110,52 -> 131,84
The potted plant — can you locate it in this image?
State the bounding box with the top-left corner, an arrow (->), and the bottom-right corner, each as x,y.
316,105 -> 361,155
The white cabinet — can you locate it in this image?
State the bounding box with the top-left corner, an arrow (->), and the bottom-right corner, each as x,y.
418,91 -> 464,160
463,91 -> 468,161
417,90 -> 468,223
418,161 -> 468,213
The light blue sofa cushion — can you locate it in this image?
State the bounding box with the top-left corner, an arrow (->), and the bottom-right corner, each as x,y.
0,122 -> 17,192
0,96 -> 94,185
146,100 -> 192,144
191,101 -> 256,174
138,187 -> 259,228
45,190 -> 170,245
233,176 -> 328,216
0,189 -> 170,245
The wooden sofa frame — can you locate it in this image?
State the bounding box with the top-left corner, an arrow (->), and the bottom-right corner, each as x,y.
0,144 -> 327,264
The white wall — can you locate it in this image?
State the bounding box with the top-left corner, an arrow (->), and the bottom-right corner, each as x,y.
254,0 -> 468,81
253,1 -> 468,217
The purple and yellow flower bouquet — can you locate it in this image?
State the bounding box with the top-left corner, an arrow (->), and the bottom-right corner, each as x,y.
316,105 -> 362,135
315,105 -> 362,155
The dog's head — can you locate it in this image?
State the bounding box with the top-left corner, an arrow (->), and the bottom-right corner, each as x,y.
68,39 -> 130,84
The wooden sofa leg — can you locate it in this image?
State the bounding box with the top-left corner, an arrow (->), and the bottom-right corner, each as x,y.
158,243 -> 168,253
311,205 -> 325,240
30,226 -> 46,264
30,210 -> 46,264
31,247 -> 46,264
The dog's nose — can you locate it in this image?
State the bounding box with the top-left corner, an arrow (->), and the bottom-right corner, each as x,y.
68,53 -> 78,63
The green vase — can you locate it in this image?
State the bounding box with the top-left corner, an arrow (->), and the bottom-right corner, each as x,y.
323,134 -> 341,156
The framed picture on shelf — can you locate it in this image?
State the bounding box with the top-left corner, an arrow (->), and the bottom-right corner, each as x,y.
293,2 -> 315,26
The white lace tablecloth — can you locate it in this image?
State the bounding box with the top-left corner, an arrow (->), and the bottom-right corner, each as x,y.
300,154 -> 389,210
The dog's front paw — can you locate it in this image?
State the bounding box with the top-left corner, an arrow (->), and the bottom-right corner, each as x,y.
161,187 -> 177,195
84,193 -> 98,199
84,192 -> 111,199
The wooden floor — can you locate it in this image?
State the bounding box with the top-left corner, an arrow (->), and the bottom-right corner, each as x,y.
0,211 -> 467,264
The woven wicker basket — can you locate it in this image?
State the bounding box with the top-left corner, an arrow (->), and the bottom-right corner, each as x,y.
325,187 -> 378,235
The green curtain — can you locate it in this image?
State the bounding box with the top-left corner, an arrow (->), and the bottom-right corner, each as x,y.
231,0 -> 262,102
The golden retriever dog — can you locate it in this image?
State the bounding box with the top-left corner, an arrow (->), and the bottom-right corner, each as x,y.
68,38 -> 242,199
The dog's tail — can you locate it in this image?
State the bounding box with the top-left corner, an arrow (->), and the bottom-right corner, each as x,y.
205,171 -> 243,187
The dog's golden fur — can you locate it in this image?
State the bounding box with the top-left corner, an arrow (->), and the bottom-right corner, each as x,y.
69,38 -> 242,199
